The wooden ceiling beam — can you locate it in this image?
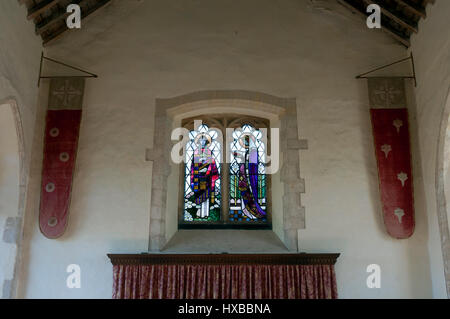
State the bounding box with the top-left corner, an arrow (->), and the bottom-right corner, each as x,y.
23,0 -> 427,48
35,0 -> 86,35
43,0 -> 112,46
363,0 -> 418,33
35,10 -> 69,35
27,0 -> 61,20
393,0 -> 426,18
337,0 -> 410,47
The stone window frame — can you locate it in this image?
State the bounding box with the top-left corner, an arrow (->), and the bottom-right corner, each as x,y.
146,90 -> 308,252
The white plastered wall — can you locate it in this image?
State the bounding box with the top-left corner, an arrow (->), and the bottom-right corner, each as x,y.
443,109 -> 450,245
15,0 -> 444,298
409,0 -> 450,298
0,1 -> 42,298
0,104 -> 20,296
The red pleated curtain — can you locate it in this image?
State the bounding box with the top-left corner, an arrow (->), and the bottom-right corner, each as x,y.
109,254 -> 339,299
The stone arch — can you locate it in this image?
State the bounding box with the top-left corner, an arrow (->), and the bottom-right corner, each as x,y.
146,90 -> 308,252
0,98 -> 26,299
436,86 -> 450,297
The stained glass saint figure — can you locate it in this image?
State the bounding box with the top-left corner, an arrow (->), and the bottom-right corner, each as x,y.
229,124 -> 267,222
235,134 -> 266,219
190,134 -> 219,219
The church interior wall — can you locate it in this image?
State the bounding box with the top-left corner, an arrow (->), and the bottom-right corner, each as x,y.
4,0 -> 445,298
0,104 -> 21,297
409,0 -> 450,298
0,1 -> 43,298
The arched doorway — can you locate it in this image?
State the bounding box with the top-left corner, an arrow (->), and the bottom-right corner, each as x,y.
0,101 -> 23,299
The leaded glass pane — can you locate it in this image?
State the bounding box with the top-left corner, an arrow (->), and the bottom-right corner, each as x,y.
183,124 -> 221,222
229,124 -> 267,223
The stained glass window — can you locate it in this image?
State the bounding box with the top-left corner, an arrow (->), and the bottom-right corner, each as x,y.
180,116 -> 270,228
183,124 -> 221,222
229,125 -> 267,223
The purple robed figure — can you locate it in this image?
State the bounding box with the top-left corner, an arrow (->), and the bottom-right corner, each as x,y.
237,137 -> 266,220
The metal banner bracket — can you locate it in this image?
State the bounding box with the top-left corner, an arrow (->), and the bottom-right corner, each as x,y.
38,52 -> 98,87
356,52 -> 417,87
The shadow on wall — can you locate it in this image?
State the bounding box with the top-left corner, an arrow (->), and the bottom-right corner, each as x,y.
441,91 -> 450,237
436,87 -> 450,296
0,100 -> 24,299
405,80 -> 432,297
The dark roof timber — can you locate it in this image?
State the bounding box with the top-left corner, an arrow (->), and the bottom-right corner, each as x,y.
19,0 -> 432,48
337,0 -> 433,47
18,0 -> 111,46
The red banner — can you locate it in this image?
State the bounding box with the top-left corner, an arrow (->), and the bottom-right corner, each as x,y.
39,110 -> 82,238
370,108 -> 414,239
